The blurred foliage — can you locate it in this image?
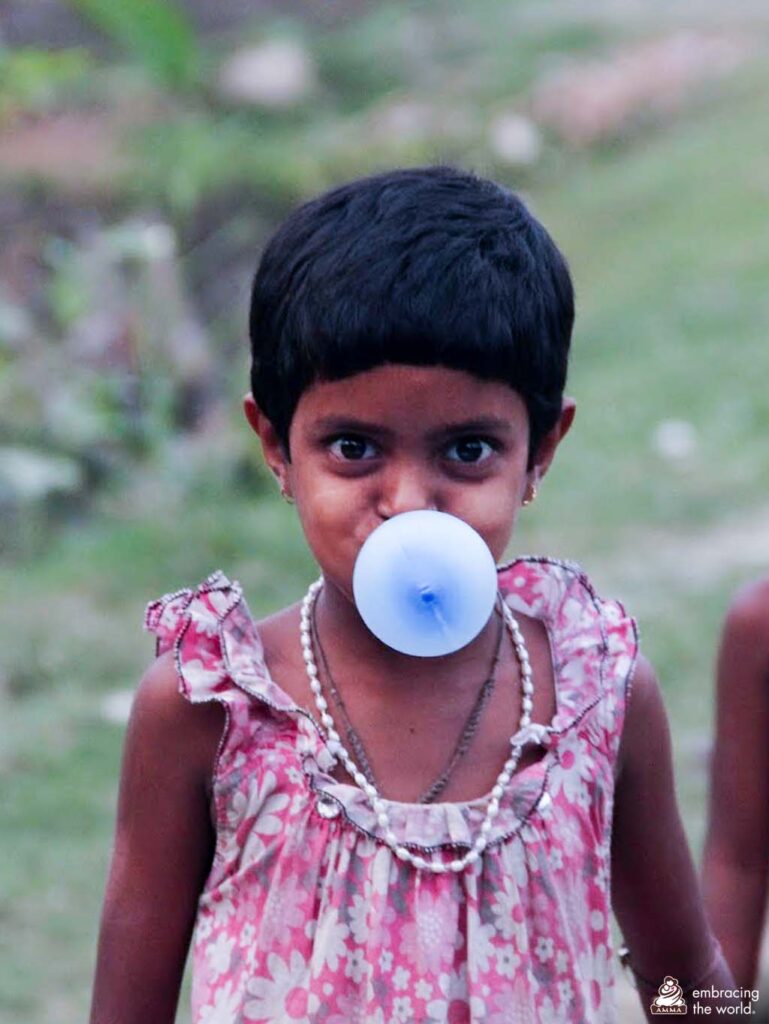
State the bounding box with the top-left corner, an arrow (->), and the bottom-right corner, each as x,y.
134,111 -> 320,212
0,47 -> 93,123
65,0 -> 199,88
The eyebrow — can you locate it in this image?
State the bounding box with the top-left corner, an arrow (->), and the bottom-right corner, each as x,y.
430,418 -> 514,437
313,417 -> 394,436
311,416 -> 514,438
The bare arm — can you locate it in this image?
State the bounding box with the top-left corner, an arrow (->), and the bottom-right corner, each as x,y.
89,651 -> 224,1024
612,657 -> 737,1019
702,580 -> 769,988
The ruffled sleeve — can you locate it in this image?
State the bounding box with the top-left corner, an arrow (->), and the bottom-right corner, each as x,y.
143,569 -> 302,717
498,557 -> 639,761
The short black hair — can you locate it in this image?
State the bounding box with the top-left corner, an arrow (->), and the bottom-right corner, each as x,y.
249,166 -> 574,466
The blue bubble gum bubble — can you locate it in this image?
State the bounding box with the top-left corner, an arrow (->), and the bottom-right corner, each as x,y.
352,510 -> 498,657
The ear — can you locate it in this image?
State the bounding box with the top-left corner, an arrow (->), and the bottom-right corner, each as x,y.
530,397 -> 576,485
243,393 -> 292,498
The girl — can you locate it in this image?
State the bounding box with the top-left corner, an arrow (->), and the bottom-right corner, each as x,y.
90,167 -> 734,1023
703,576 -> 769,992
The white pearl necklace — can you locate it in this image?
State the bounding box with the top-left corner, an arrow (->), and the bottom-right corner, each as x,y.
300,578 -> 534,873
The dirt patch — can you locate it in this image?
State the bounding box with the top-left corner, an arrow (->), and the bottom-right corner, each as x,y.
616,504 -> 769,588
530,31 -> 754,146
0,111 -> 129,193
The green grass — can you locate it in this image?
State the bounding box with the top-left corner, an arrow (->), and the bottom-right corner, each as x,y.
2,10 -> 769,1022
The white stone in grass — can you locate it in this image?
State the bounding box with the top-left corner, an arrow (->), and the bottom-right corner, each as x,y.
653,420 -> 698,462
218,40 -> 317,109
100,689 -> 135,725
0,446 -> 82,502
489,113 -> 542,166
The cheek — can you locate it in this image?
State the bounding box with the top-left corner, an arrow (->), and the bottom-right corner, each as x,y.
448,489 -> 521,561
294,481 -> 370,555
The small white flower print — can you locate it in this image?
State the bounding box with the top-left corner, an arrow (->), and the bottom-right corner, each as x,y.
558,979 -> 574,1004
348,893 -> 371,944
538,995 -> 560,1024
392,965 -> 411,991
489,876 -> 517,940
345,947 -> 366,984
535,936 -> 555,963
313,909 -> 350,973
199,979 -> 240,1023
213,894 -> 237,928
415,978 -> 433,1000
224,789 -> 247,829
240,770 -> 290,864
206,932 -> 235,977
392,996 -> 414,1022
289,790 -> 306,817
243,950 -> 309,1021
379,949 -> 393,972
240,922 -> 255,947
555,950 -> 569,975
495,945 -> 521,979
468,916 -> 497,976
470,996 -> 487,1018
549,731 -> 593,805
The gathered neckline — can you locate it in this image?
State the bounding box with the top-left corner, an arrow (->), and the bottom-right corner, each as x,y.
144,557 -> 638,847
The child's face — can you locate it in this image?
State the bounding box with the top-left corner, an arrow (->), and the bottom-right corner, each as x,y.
246,365 -> 573,602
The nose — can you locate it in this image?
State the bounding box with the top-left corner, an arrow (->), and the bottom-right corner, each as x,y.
376,460 -> 437,520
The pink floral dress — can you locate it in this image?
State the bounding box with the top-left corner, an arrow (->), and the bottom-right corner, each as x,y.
144,557 -> 638,1024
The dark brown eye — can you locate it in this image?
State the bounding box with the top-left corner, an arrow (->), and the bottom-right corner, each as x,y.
447,438 -> 494,463
329,436 -> 375,460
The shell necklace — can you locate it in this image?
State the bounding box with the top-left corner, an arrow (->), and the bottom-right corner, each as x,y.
300,578 -> 534,873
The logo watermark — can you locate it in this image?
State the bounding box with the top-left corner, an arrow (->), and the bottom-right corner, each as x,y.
647,978 -> 760,1016
651,977 -> 687,1015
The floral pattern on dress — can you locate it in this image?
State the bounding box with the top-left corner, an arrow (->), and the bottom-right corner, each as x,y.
144,558 -> 638,1023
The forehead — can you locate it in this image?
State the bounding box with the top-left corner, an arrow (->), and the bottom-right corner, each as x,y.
293,364 -> 527,429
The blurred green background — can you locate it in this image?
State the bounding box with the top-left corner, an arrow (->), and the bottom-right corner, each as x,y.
1,1 -> 768,1021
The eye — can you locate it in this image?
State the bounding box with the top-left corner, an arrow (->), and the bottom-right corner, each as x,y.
445,437 -> 497,464
328,435 -> 378,461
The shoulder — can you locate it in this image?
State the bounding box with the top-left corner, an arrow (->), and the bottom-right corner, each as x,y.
129,651 -> 225,792
714,577 -> 769,713
723,577 -> 769,641
623,654 -> 663,722
135,649 -> 183,710
616,655 -> 668,780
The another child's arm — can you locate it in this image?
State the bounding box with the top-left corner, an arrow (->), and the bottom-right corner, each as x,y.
89,652 -> 223,1024
702,579 -> 769,988
611,656 -> 737,1018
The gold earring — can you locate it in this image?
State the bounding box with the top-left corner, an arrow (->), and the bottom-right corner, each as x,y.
522,483 -> 538,507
